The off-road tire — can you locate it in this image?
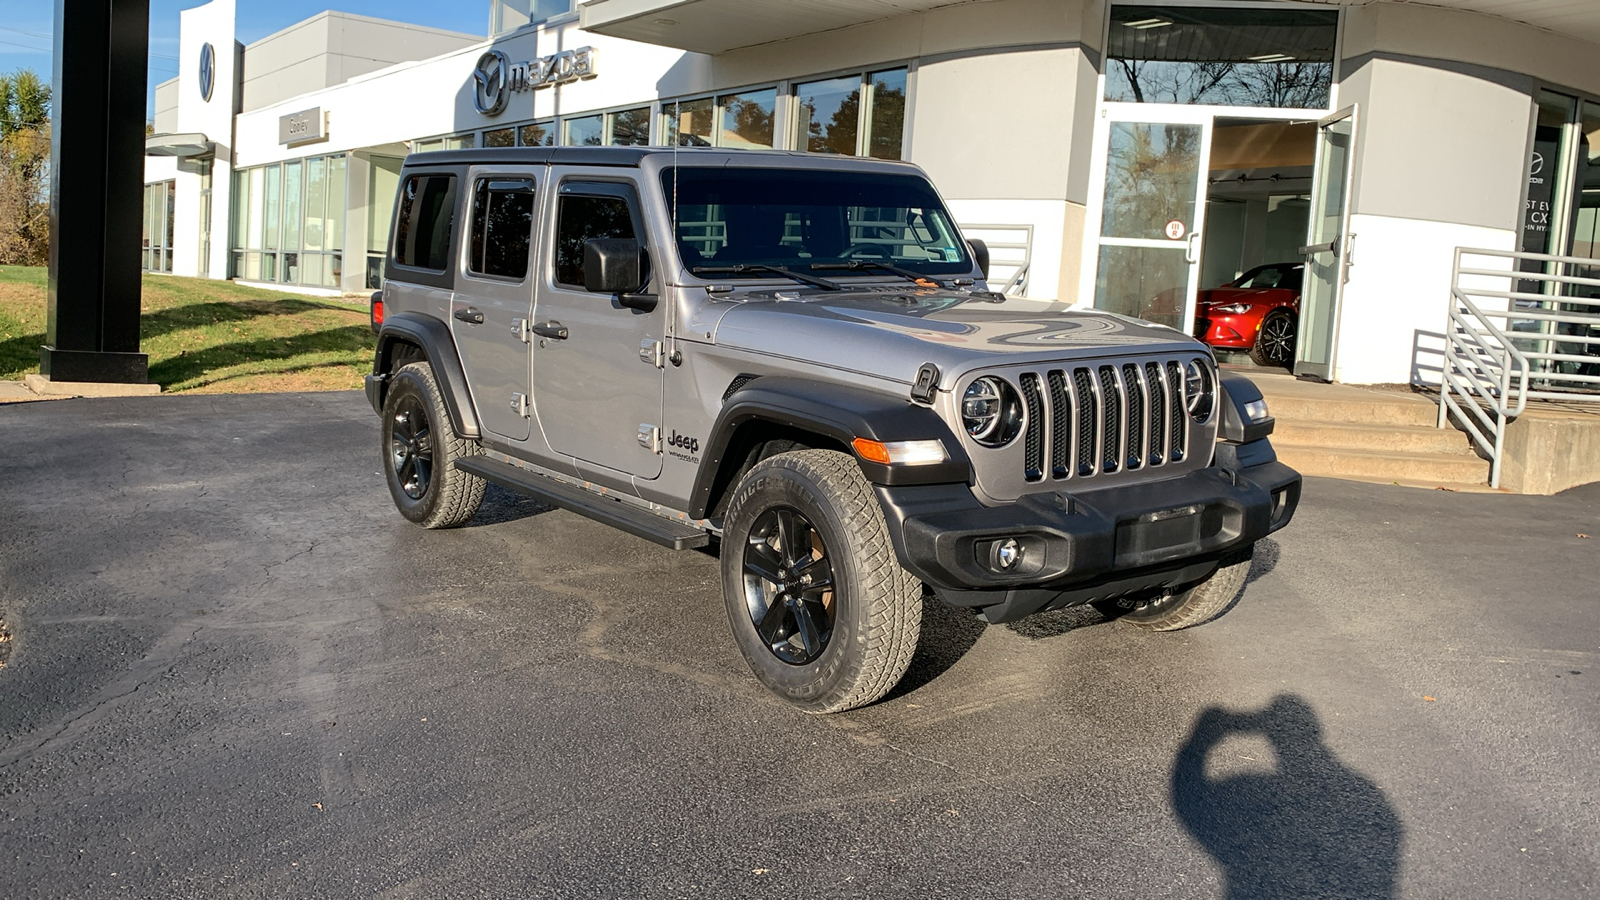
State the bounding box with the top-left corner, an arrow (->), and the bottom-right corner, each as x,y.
1249,311 -> 1297,368
720,450 -> 921,713
381,361 -> 485,529
1096,544 -> 1254,631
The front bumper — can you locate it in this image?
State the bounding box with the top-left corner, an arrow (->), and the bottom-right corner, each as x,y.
876,457 -> 1299,623
1196,314 -> 1260,349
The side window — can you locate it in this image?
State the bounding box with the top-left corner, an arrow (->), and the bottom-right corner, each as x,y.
393,174 -> 456,271
468,177 -> 536,279
554,191 -> 637,288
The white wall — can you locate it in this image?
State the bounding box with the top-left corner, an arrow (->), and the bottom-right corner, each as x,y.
1334,214 -> 1515,385
162,0 -> 237,282
231,21 -> 691,169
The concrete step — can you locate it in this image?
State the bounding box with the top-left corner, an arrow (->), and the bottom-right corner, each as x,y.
1272,443 -> 1489,486
1259,391 -> 1440,427
1271,420 -> 1478,456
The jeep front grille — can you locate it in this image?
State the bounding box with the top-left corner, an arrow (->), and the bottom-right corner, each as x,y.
1018,361 -> 1193,483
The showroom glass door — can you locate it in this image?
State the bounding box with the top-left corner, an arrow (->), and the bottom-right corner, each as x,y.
1088,107 -> 1214,334
1295,106 -> 1358,380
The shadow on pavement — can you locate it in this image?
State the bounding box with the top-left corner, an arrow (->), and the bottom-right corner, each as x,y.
1172,694 -> 1403,899
468,484 -> 556,527
883,592 -> 988,699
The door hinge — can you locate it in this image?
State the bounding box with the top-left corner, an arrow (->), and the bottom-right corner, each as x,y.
637,424 -> 661,453
511,317 -> 531,343
639,338 -> 664,368
510,392 -> 529,418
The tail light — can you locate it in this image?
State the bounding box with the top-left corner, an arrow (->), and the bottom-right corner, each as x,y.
370,291 -> 384,334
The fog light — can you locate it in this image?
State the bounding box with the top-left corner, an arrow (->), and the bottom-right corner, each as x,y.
993,538 -> 1022,570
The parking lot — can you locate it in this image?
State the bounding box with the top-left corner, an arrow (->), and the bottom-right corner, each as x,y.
1,391 -> 1597,899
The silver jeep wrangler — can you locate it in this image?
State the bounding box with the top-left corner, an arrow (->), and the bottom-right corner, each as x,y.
366,147 -> 1300,713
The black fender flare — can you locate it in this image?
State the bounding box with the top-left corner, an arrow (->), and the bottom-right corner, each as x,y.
1217,371 -> 1274,444
688,376 -> 971,519
373,312 -> 481,439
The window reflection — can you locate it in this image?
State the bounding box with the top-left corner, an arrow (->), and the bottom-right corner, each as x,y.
564,115 -> 603,147
1101,122 -> 1202,241
555,194 -> 635,287
609,107 -> 651,146
797,76 -> 861,155
719,89 -> 776,149
1105,5 -> 1336,108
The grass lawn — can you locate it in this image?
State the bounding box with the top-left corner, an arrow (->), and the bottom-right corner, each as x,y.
0,266 -> 374,393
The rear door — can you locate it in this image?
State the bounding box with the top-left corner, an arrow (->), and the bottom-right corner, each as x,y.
530,173 -> 665,478
452,167 -> 541,442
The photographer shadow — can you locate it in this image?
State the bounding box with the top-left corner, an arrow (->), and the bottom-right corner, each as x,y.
1172,695 -> 1403,899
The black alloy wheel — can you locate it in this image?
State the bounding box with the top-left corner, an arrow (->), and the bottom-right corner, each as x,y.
1252,311 -> 1297,367
742,506 -> 836,665
380,361 -> 485,529
389,395 -> 434,501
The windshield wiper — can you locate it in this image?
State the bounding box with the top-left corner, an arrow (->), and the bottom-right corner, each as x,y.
810,260 -> 949,287
691,264 -> 842,292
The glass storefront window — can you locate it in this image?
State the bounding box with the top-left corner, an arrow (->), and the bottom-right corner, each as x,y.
445,134 -> 475,150
666,97 -> 714,146
304,157 -> 326,252
141,180 -> 175,273
229,154 -> 346,288
326,155 -> 346,252
282,161 -> 302,250
796,76 -> 860,155
609,107 -> 651,146
484,127 -> 515,148
519,122 -> 553,146
1105,5 -> 1336,109
866,69 -> 907,159
564,114 -> 603,146
718,89 -> 775,149
263,165 -> 280,251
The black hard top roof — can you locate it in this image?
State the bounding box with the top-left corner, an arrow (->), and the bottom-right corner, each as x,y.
402,145 -> 916,171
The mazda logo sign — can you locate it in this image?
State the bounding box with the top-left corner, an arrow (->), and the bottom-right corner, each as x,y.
199,42 -> 215,103
472,50 -> 510,116
468,46 -> 597,117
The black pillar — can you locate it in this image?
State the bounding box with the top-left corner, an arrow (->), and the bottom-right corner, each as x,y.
40,0 -> 151,384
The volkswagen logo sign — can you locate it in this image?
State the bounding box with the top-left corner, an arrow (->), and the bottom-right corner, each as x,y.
472,50 -> 510,117
198,42 -> 215,102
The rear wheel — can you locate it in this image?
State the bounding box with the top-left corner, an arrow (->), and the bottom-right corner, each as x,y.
1250,311 -> 1297,368
381,361 -> 485,529
1095,545 -> 1254,631
720,450 -> 920,713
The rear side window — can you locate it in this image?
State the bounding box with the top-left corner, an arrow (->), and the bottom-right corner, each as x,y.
554,193 -> 637,287
468,177 -> 536,279
393,174 -> 457,271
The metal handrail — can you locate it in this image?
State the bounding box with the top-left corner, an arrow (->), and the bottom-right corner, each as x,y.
1439,247 -> 1600,487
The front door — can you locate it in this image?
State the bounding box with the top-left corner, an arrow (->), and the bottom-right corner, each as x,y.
531,174 -> 665,479
1086,107 -> 1214,335
452,166 -> 540,442
1295,106 -> 1359,380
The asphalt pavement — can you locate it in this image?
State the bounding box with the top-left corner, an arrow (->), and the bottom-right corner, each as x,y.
1,392 -> 1596,899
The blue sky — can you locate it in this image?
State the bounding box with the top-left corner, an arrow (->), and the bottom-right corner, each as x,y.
0,1 -> 487,120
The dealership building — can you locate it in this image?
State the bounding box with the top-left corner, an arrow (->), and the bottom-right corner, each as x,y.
144,0 -> 1600,386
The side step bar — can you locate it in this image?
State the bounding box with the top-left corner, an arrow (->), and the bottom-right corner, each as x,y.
455,457 -> 711,551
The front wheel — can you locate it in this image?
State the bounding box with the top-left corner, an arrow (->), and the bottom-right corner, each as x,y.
720,450 -> 921,713
1250,311 -> 1297,368
1095,545 -> 1254,631
381,361 -> 485,529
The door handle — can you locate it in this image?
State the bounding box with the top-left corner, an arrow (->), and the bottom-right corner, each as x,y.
1185,231 -> 1202,264
532,321 -> 569,340
453,307 -> 484,325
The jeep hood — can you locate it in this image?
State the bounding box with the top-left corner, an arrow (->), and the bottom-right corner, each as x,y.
709,289 -> 1203,389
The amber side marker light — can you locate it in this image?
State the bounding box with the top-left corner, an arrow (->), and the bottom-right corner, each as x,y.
852,437 -> 948,466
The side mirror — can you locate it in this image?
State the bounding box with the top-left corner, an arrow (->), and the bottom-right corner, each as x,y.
584,238 -> 647,295
967,238 -> 990,280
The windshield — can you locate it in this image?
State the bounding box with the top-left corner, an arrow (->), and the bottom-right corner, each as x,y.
661,167 -> 972,277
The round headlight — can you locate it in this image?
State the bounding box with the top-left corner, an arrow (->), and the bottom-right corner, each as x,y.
962,377 -> 1003,441
1185,359 -> 1215,421
962,376 -> 1023,447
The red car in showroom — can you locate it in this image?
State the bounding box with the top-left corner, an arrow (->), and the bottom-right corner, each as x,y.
1194,262 -> 1302,367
